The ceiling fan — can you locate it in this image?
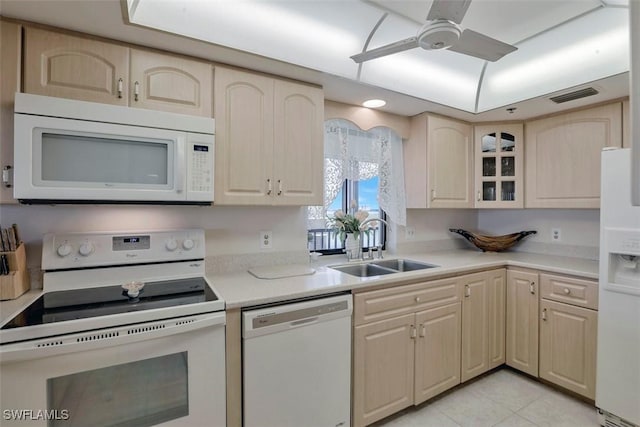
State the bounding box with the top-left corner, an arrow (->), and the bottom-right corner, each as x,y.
351,0 -> 518,63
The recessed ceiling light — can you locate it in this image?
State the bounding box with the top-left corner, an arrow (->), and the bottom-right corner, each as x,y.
362,99 -> 386,108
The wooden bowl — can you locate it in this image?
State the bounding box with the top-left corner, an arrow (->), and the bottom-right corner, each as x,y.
449,229 -> 537,252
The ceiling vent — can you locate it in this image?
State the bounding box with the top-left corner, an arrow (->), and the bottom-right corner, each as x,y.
550,87 -> 599,104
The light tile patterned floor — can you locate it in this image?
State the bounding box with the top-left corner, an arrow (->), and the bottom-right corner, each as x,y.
372,368 -> 599,427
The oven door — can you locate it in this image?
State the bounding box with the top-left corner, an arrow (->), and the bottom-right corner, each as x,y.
14,113 -> 187,203
0,312 -> 225,427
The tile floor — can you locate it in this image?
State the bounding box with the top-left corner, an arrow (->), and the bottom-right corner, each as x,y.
372,368 -> 599,427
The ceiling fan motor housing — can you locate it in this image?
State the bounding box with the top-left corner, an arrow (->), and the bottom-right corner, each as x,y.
418,20 -> 462,50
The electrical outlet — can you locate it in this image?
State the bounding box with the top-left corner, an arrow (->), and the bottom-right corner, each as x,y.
405,227 -> 416,240
551,228 -> 561,242
260,231 -> 273,249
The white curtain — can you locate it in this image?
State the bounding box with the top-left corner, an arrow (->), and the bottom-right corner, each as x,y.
308,119 -> 407,227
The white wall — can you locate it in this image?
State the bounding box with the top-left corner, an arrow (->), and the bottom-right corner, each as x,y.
477,209 -> 600,258
0,204 -> 309,270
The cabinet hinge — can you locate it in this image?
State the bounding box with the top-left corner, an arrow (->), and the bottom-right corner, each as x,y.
2,165 -> 12,188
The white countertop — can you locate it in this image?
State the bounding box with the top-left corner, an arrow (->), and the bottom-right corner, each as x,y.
0,249 -> 599,324
209,249 -> 599,309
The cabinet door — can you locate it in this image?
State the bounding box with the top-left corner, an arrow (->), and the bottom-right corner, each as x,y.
487,269 -> 506,369
414,303 -> 461,404
24,28 -> 129,105
272,80 -> 323,205
474,124 -> 523,208
427,115 -> 473,208
0,21 -> 21,204
506,270 -> 539,376
539,299 -> 597,399
213,67 -> 274,205
461,272 -> 489,382
130,49 -> 212,117
525,103 -> 622,208
353,314 -> 415,427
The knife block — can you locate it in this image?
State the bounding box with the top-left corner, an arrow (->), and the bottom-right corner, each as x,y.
0,243 -> 30,300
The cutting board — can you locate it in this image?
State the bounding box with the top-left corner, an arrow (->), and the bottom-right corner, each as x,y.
248,264 -> 316,280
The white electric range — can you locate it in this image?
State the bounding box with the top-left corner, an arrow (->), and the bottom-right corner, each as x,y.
0,229 -> 226,427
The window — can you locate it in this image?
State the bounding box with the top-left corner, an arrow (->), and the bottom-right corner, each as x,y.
308,176 -> 386,254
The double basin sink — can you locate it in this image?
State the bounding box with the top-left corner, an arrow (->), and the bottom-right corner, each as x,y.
330,258 -> 438,277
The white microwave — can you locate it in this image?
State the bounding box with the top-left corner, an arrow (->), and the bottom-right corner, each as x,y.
13,93 -> 214,205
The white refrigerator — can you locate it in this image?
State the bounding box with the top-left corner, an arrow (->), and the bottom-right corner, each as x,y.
596,148 -> 640,427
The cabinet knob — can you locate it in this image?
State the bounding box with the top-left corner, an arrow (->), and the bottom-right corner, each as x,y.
117,78 -> 123,99
277,179 -> 282,196
431,189 -> 436,201
410,325 -> 417,339
477,190 -> 481,202
529,282 -> 535,294
267,179 -> 272,195
563,288 -> 571,295
415,296 -> 421,303
465,284 -> 471,297
542,308 -> 547,321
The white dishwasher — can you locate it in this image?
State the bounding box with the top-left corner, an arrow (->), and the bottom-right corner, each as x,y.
242,293 -> 352,427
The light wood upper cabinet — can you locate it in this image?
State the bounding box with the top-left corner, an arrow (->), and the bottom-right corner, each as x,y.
129,49 -> 212,117
272,80 -> 323,205
524,103 -> 622,208
24,28 -> 213,117
461,269 -> 506,382
214,67 -> 323,206
405,114 -> 473,208
473,123 -> 523,208
539,299 -> 597,400
506,269 -> 539,377
0,21 -> 21,204
24,27 -> 129,105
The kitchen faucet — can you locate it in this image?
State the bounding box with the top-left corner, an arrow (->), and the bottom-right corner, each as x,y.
359,218 -> 388,261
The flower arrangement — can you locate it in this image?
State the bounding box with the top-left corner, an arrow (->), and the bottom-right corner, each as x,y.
330,200 -> 369,241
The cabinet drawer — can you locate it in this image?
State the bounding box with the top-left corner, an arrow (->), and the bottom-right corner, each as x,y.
354,277 -> 460,326
540,274 -> 598,310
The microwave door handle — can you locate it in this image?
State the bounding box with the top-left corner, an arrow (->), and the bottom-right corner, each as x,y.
0,313 -> 225,363
175,137 -> 186,194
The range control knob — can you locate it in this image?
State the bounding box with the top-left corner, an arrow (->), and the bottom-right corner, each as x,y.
165,238 -> 178,251
57,243 -> 72,257
182,239 -> 195,250
79,242 -> 94,257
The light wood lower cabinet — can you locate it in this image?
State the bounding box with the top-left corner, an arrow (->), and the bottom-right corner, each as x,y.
461,270 -> 506,382
414,303 -> 461,404
506,269 -> 539,377
354,314 -> 416,427
539,299 -> 598,400
353,277 -> 464,427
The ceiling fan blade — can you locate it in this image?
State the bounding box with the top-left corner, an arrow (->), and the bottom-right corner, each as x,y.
448,29 -> 517,62
351,37 -> 419,63
427,0 -> 472,24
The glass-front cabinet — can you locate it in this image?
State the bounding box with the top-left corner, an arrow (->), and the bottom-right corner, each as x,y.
474,124 -> 524,208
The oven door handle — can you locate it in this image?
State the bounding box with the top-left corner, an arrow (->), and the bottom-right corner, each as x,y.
0,312 -> 225,363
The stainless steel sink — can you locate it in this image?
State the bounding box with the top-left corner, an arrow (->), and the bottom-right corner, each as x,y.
330,258 -> 439,277
373,259 -> 439,272
330,263 -> 396,277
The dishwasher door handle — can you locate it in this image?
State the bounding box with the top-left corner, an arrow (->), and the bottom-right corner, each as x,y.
290,317 -> 319,327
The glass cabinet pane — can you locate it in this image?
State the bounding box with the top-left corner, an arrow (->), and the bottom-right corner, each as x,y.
502,181 -> 515,201
483,157 -> 496,176
500,133 -> 515,151
483,182 -> 496,201
501,157 -> 515,176
482,133 -> 497,153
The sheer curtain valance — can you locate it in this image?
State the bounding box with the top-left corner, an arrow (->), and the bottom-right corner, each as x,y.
309,119 -> 407,227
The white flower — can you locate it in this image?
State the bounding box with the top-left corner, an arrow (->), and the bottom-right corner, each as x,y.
334,209 -> 345,219
354,210 -> 369,222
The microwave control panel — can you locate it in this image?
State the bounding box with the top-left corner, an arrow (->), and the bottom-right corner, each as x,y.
186,134 -> 214,201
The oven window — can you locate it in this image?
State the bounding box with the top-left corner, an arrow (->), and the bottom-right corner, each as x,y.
47,352 -> 188,427
41,133 -> 169,185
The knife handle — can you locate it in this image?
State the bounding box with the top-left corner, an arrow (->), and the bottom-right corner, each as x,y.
0,254 -> 9,275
